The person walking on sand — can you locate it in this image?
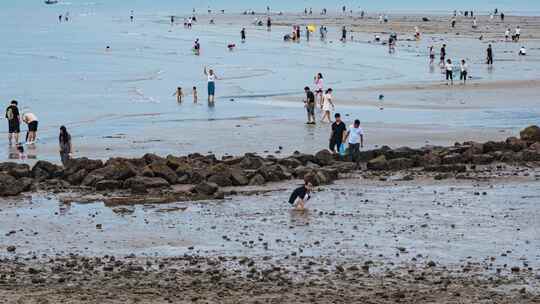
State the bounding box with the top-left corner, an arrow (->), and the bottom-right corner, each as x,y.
505,28 -> 511,41
440,44 -> 446,66
519,46 -> 527,56
22,110 -> 38,144
486,44 -> 494,65
241,27 -> 246,42
192,86 -> 198,103
5,100 -> 21,146
451,17 -> 456,28
341,26 -> 347,42
59,125 -> 73,166
343,119 -> 364,161
267,16 -> 272,30
329,113 -> 346,153
173,87 -> 184,103
306,26 -> 310,41
445,59 -> 454,85
460,59 -> 468,84
314,73 -> 324,107
321,88 -> 334,123
204,67 -> 218,103
303,86 -> 316,124
429,46 -> 435,65
288,178 -> 313,211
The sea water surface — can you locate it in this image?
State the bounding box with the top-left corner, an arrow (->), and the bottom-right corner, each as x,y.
1,1 -> 540,162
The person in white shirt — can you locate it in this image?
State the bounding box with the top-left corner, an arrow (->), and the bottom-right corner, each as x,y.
445,59 -> 454,85
505,28 -> 510,41
515,26 -> 521,41
22,111 -> 38,143
460,59 -> 468,84
519,46 -> 527,56
320,88 -> 334,123
203,66 -> 218,103
344,119 -> 364,161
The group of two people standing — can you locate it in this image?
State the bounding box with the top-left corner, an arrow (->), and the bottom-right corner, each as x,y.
304,73 -> 335,124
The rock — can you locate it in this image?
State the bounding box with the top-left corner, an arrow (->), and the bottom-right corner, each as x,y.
91,161 -> 137,181
291,153 -> 317,165
248,174 -> 266,186
175,163 -> 194,182
146,163 -> 178,184
387,158 -> 415,170
520,125 -> 540,142
193,182 -> 219,195
293,166 -> 311,178
0,162 -> 31,178
32,161 -> 62,180
0,173 -> 28,196
278,157 -> 303,169
165,155 -> 188,170
240,154 -> 265,170
207,174 -> 233,187
95,180 -> 123,191
230,170 -> 249,186
367,155 -> 388,171
420,152 -> 441,166
441,153 -> 463,165
6,245 -> 16,253
427,261 -> 436,267
315,150 -> 334,166
142,153 -> 165,165
66,169 -> 88,185
124,176 -> 170,191
64,157 -> 103,176
422,17 -> 430,22
522,148 -> 540,161
506,137 -> 528,152
472,154 -> 495,165
483,141 -> 508,153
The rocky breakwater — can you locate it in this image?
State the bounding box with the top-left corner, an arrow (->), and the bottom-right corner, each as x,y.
1,125 -> 539,200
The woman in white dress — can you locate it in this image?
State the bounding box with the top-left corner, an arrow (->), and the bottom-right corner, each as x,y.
321,88 -> 334,123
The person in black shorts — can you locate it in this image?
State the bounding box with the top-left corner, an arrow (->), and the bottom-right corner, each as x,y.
288,179 -> 313,210
486,44 -> 494,65
304,86 -> 316,124
439,44 -> 446,66
5,100 -> 21,146
329,113 -> 346,153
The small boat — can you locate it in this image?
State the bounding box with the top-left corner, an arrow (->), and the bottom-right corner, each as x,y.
44,0 -> 59,4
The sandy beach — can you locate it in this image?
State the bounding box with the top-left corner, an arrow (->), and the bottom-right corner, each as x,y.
1,1 -> 540,303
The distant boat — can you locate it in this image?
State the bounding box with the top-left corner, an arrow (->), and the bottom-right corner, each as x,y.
44,0 -> 58,4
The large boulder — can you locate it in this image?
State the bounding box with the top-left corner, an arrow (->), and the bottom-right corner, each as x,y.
505,137 -> 528,152
66,169 -> 88,185
522,143 -> 540,161
31,161 -> 62,180
258,165 -> 290,182
146,163 -> 178,184
248,174 -> 266,186
520,125 -> 540,142
367,155 -> 388,171
165,155 -> 188,170
230,170 -> 249,186
315,150 -> 334,166
278,157 -> 303,169
124,176 -> 170,192
420,153 -> 441,167
0,173 -> 31,196
64,158 -> 103,176
142,153 -> 165,165
240,154 -> 265,170
193,182 -> 218,195
92,161 -> 138,181
291,153 -> 317,165
0,162 -> 31,179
